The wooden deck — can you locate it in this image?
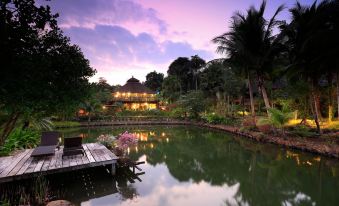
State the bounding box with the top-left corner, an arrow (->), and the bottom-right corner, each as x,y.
0,143 -> 118,183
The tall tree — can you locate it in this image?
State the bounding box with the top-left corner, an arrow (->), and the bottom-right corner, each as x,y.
167,56 -> 206,93
213,0 -> 285,114
0,0 -> 95,144
168,57 -> 191,93
282,0 -> 339,133
144,71 -> 164,92
189,55 -> 206,90
161,75 -> 181,103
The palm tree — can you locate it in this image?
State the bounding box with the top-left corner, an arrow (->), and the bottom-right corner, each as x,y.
213,0 -> 285,115
282,0 -> 339,133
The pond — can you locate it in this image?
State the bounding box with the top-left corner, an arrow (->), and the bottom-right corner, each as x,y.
2,125 -> 339,206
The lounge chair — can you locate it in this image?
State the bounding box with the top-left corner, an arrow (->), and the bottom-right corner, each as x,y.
31,131 -> 60,157
62,136 -> 84,158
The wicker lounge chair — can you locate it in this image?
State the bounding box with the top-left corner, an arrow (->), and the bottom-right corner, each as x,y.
62,136 -> 84,158
31,131 -> 60,157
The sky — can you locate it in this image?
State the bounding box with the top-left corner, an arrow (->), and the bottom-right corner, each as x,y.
38,0 -> 314,85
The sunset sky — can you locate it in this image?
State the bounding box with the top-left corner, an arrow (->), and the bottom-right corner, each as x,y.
39,0 -> 313,85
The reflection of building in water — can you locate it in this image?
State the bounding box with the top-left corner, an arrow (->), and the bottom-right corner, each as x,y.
127,131 -> 168,153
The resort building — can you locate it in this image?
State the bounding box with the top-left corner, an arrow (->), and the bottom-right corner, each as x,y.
111,77 -> 158,110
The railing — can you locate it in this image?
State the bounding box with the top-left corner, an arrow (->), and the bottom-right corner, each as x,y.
112,97 -> 157,102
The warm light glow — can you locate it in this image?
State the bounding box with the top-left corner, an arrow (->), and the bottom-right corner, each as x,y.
102,105 -> 106,109
161,132 -> 166,137
150,143 -> 154,148
166,138 -> 169,143
306,161 -> 312,166
237,111 -> 249,116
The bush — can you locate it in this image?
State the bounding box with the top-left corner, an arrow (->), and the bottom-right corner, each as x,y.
0,129 -> 40,156
257,108 -> 294,134
202,113 -> 224,124
288,125 -> 316,138
53,121 -> 81,128
202,113 -> 238,126
169,107 -> 186,119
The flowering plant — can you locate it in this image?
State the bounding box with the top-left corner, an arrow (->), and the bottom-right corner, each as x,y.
97,134 -> 115,148
116,131 -> 138,151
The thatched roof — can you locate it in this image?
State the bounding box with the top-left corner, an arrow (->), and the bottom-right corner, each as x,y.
116,77 -> 155,94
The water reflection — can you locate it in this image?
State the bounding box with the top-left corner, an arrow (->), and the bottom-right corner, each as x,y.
56,126 -> 339,205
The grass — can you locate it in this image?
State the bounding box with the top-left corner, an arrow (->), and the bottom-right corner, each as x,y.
52,121 -> 81,128
287,119 -> 339,131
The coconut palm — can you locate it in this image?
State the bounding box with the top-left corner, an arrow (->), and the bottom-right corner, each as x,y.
213,0 -> 285,115
282,0 -> 339,133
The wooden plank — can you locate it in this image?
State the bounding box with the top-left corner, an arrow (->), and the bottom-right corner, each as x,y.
81,152 -> 90,164
83,144 -> 95,163
34,157 -> 46,172
55,150 -> 63,169
95,143 -> 111,161
75,155 -> 83,165
0,157 -> 14,174
8,149 -> 34,176
69,156 -> 77,167
17,157 -> 33,175
41,156 -> 53,171
86,143 -> 101,162
48,150 -> 58,170
0,143 -> 118,183
62,156 -> 70,168
24,158 -> 39,174
0,149 -> 31,177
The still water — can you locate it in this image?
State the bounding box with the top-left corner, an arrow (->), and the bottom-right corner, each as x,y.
3,125 -> 339,206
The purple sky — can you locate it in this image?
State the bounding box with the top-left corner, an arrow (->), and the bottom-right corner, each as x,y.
39,0 -> 314,85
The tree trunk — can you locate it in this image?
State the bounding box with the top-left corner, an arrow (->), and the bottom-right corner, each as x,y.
328,74 -> 334,123
227,95 -> 230,116
311,82 -> 322,134
248,73 -> 255,117
337,72 -> 339,120
0,112 -> 20,146
257,75 -> 271,113
261,85 -> 271,110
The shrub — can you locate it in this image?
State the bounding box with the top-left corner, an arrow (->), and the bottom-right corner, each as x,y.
202,113 -> 239,126
258,108 -> 294,134
53,121 -> 81,128
0,129 -> 40,156
203,113 -> 224,124
97,134 -> 116,149
169,107 -> 186,119
288,125 -> 316,138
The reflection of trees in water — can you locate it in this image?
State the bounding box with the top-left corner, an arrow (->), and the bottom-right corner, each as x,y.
126,126 -> 339,206
59,125 -> 339,205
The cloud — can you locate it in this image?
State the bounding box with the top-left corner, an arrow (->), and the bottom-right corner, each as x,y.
63,25 -> 214,84
38,0 -> 167,34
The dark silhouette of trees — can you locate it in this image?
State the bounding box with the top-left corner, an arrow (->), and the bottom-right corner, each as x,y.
213,0 -> 285,115
144,71 -> 164,92
0,0 -> 95,144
